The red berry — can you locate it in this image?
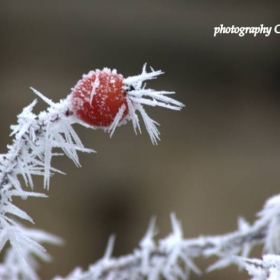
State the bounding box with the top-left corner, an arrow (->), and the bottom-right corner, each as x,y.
70,69 -> 129,127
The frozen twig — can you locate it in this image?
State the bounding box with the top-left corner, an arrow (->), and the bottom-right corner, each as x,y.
242,254 -> 280,280
54,193 -> 280,280
0,66 -> 183,280
55,195 -> 280,280
53,208 -> 269,280
0,95 -> 93,279
3,66 -> 280,280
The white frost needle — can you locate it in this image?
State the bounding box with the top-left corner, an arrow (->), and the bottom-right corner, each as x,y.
109,104 -> 126,137
123,65 -> 184,145
30,87 -> 55,107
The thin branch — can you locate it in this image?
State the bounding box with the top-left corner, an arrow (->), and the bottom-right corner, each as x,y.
0,66 -> 184,280
54,209 -> 271,280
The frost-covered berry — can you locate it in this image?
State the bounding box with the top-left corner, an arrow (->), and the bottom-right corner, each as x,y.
70,69 -> 128,127
69,65 -> 184,144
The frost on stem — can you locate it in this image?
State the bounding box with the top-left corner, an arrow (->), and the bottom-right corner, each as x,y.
3,65 -> 280,280
242,254 -> 280,280
123,64 -> 184,145
54,193 -> 280,280
54,214 -> 199,280
0,65 -> 183,280
0,94 -> 92,279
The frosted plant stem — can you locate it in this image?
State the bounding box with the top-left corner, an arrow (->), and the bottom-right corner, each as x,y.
6,66 -> 278,280
0,96 -> 93,280
0,66 -> 184,280
0,105 -> 61,190
55,207 -> 273,280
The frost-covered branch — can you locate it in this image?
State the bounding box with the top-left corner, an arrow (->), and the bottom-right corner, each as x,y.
54,194 -> 280,280
54,203 -> 268,280
0,66 -> 183,280
3,65 -> 280,280
242,254 -> 280,280
0,225 -> 61,280
0,97 -> 93,279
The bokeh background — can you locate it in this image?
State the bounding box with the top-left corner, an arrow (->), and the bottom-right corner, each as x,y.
1,1 -> 280,279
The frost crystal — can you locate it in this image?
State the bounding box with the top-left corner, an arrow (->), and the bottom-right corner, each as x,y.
123,64 -> 184,145
242,255 -> 280,280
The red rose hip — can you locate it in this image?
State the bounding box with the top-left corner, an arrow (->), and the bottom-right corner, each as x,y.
70,69 -> 129,127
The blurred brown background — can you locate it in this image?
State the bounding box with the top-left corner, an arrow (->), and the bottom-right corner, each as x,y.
1,1 -> 280,279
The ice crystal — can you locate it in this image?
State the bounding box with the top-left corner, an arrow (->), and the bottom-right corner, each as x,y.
123,64 -> 184,145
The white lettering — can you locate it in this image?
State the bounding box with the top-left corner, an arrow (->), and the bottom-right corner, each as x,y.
253,27 -> 261,37
274,24 -> 280,34
214,27 -> 220,37
239,27 -> 245,37
266,27 -> 272,37
213,24 -> 274,37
